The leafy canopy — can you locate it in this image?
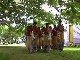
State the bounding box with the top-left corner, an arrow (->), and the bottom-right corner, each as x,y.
0,0 -> 80,40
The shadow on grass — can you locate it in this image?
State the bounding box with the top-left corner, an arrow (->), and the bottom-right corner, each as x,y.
0,46 -> 80,60
0,53 -> 10,60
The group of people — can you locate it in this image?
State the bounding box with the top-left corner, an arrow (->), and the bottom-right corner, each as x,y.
25,20 -> 64,53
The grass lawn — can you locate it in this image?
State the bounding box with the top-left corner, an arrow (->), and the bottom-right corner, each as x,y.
0,46 -> 80,60
0,53 -> 10,60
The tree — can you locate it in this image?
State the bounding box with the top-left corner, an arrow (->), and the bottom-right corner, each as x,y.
0,0 -> 80,41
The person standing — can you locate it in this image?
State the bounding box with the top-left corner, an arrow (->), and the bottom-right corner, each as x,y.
32,22 -> 39,52
37,27 -> 42,50
43,23 -> 51,52
51,25 -> 58,50
41,26 -> 45,49
25,25 -> 33,53
57,20 -> 64,52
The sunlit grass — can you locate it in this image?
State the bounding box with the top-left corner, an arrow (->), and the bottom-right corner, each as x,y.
0,46 -> 80,60
64,47 -> 80,51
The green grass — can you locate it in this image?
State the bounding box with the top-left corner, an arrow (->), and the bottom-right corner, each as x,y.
0,46 -> 80,60
0,53 -> 10,60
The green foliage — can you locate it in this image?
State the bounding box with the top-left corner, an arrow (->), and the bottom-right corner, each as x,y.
1,0 -> 80,40
0,0 -> 80,25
